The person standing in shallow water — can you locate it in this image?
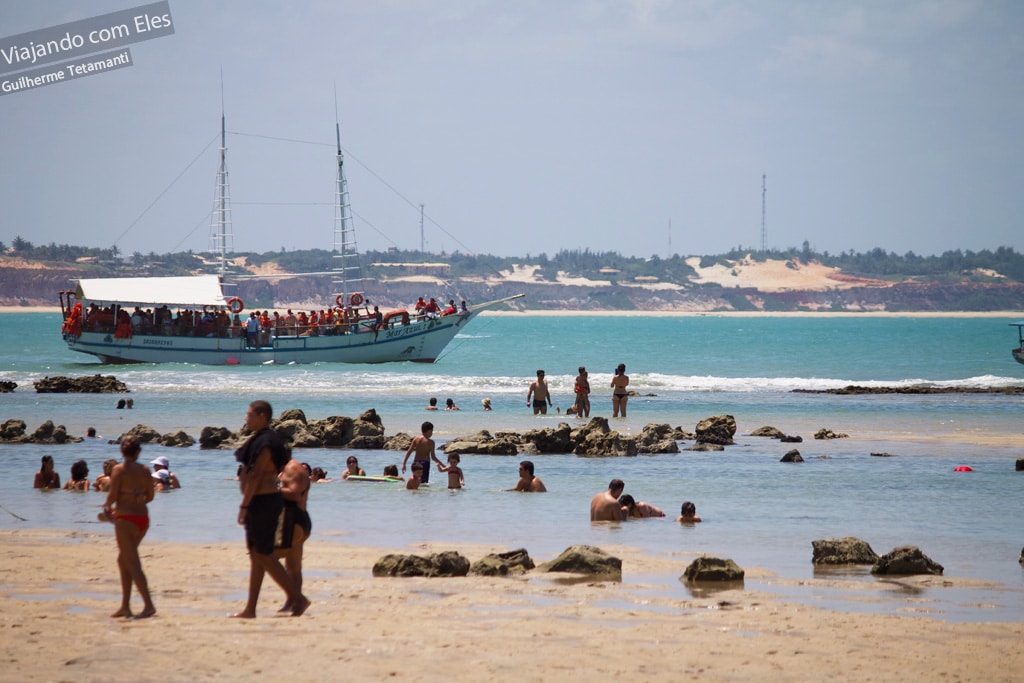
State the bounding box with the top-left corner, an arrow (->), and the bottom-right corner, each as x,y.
527,370 -> 551,415
101,436 -> 156,619
611,363 -> 630,418
233,400 -> 310,618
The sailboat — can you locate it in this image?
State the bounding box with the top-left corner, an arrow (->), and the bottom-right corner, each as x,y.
57,115 -> 522,365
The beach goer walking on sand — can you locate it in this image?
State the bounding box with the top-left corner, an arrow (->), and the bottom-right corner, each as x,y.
101,436 -> 156,618
618,494 -> 665,518
574,366 -> 591,418
233,400 -> 309,618
342,456 -> 366,479
611,363 -> 630,418
591,479 -> 625,521
438,453 -> 465,489
275,459 -> 312,613
675,501 -> 702,523
402,421 -> 442,485
406,462 -> 425,489
507,460 -> 547,492
527,370 -> 552,415
33,455 -> 61,489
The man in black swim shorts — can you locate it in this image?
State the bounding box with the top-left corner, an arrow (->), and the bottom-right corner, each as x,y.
233,400 -> 309,618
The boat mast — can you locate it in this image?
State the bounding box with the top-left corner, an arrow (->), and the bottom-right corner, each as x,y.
331,100 -> 362,306
208,90 -> 234,280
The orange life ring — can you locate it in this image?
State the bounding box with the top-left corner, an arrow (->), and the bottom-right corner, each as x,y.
349,292 -> 364,307
336,294 -> 346,308
227,297 -> 244,314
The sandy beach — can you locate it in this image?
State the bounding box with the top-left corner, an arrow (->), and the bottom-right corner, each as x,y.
1,529 -> 1020,682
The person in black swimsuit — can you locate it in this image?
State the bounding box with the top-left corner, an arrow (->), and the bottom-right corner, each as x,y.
611,363 -> 630,418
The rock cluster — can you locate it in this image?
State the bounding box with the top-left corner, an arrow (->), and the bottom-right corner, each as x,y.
811,537 -> 879,565
198,408 -> 385,450
0,419 -> 82,444
372,546 -> 620,579
814,428 -> 849,440
870,545 -> 943,575
750,424 -> 804,442
469,549 -> 535,576
111,424 -> 196,448
372,551 -> 471,577
32,375 -> 128,393
682,556 -> 745,582
0,380 -> 16,393
694,414 -> 736,446
780,449 -> 804,463
535,545 -> 622,578
442,419 -> 689,457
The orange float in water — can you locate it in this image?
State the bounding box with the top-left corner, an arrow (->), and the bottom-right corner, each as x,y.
953,466 -> 973,472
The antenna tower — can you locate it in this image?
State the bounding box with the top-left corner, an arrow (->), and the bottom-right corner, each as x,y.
761,174 -> 767,252
420,204 -> 425,253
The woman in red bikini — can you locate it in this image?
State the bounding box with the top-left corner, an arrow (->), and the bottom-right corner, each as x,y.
101,436 -> 156,619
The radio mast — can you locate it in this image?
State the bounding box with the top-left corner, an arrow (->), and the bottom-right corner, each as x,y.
761,174 -> 767,252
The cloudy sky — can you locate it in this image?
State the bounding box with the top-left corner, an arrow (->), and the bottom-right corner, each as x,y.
1,1 -> 1021,260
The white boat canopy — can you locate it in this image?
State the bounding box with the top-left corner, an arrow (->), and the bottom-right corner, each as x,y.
72,275 -> 228,308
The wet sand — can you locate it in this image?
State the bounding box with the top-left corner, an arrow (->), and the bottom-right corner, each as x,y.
1,529 -> 1019,682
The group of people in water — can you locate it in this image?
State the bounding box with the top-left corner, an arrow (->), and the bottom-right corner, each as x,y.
591,479 -> 702,523
526,363 -> 630,417
33,454 -> 180,493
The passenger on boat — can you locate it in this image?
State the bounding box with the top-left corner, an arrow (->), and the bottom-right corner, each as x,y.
442,299 -> 457,316
114,309 -> 132,339
415,297 -> 427,320
284,310 -> 298,336
372,306 -> 383,341
460,300 -> 469,313
425,298 -> 440,319
246,312 -> 260,348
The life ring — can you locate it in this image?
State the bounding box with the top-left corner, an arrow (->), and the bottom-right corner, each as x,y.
227,297 -> 244,314
349,292 -> 364,307
336,294 -> 346,308
953,466 -> 973,472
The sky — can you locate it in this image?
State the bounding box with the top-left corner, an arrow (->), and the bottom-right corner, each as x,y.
1,1 -> 1021,260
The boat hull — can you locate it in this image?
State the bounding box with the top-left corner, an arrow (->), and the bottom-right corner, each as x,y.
63,311 -> 478,365
1013,348 -> 1024,366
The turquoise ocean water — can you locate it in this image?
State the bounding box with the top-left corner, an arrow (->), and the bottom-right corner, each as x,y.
1,312 -> 1022,621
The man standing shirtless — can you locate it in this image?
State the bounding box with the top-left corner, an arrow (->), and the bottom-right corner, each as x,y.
233,400 -> 309,618
527,369 -> 551,415
590,479 -> 626,521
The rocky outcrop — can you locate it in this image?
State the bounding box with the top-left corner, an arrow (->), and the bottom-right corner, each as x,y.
572,418 -> 637,457
695,414 -> 736,446
812,537 -> 879,565
469,549 -> 535,576
522,423 -> 574,453
384,432 -> 413,451
31,421 -> 79,444
0,380 -> 16,393
814,428 -> 849,440
0,419 -> 82,444
159,430 -> 196,448
116,424 -> 162,444
871,452 -> 896,457
199,426 -> 235,450
32,374 -> 128,393
536,545 -> 622,578
750,425 -> 784,438
683,556 -> 745,582
347,409 -> 386,449
780,449 -> 804,463
446,431 -> 520,456
780,434 -> 803,443
871,546 -> 944,576
635,423 -> 681,454
278,408 -> 307,423
372,551 -> 470,577
795,385 -> 1024,395
1016,458 -> 1024,471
